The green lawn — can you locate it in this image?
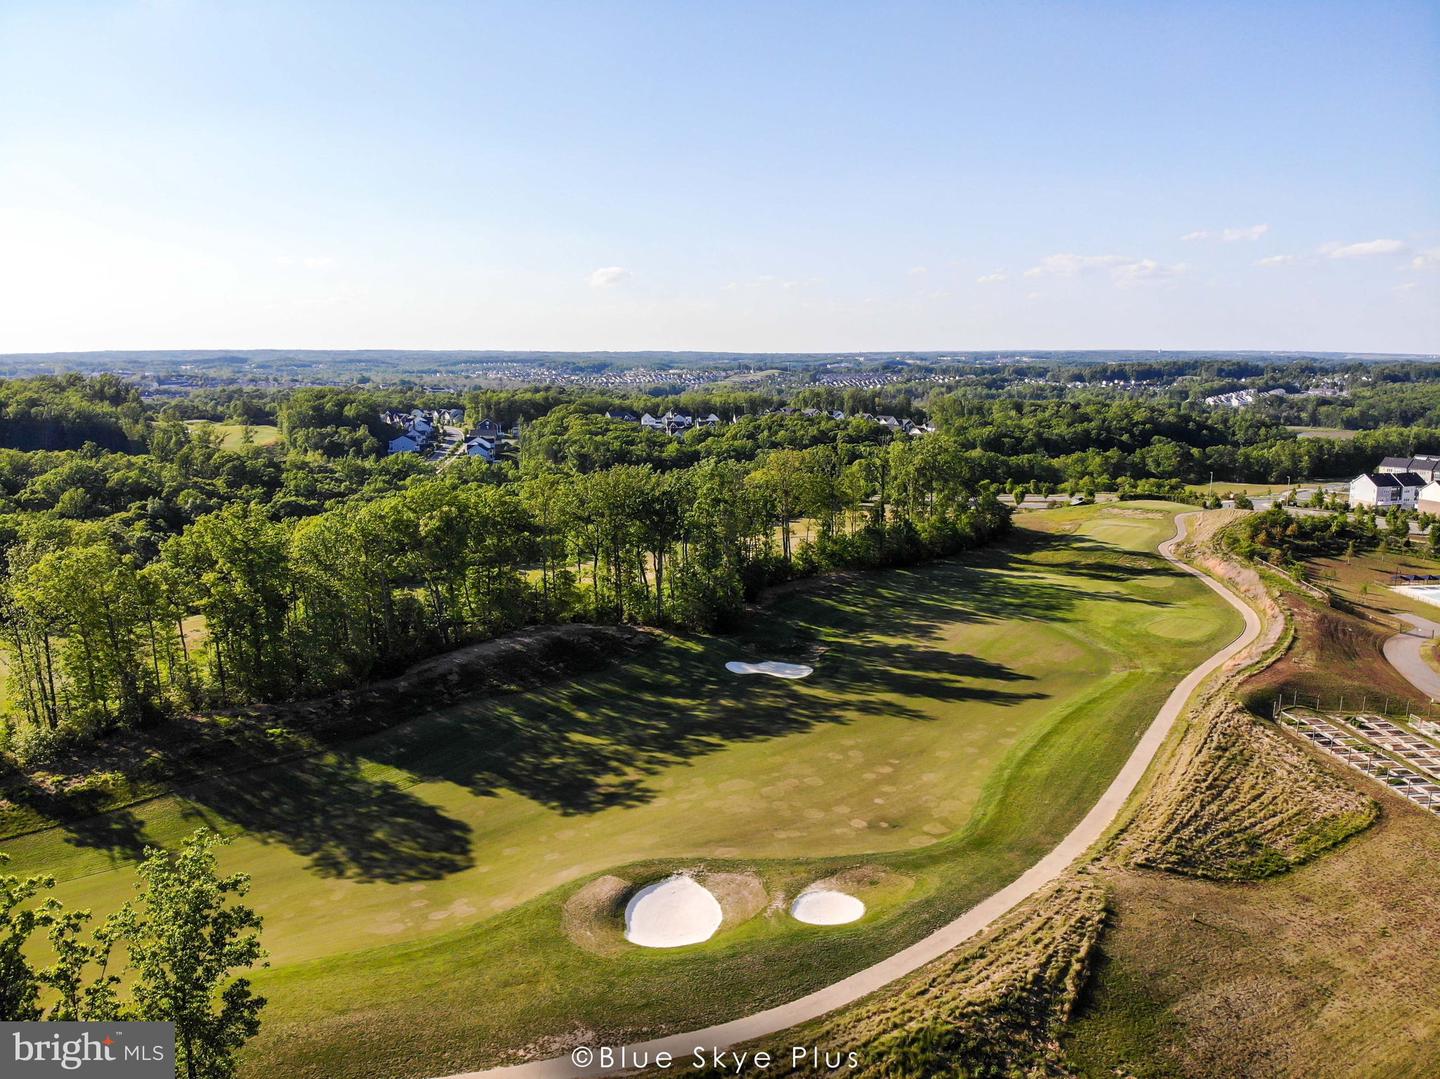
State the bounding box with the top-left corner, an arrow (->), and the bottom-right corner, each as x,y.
1184,481 -> 1301,497
184,420 -> 283,449
1285,425 -> 1359,440
3,502 -> 1242,1078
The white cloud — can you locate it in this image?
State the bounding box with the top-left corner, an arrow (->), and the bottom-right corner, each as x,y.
276,254 -> 337,269
976,271 -> 1008,284
1025,253 -> 1128,277
722,274 -> 813,292
1256,254 -> 1299,267
1024,253 -> 1183,285
1323,238 -> 1408,259
1412,247 -> 1440,271
907,265 -> 929,276
1112,258 -> 1184,284
588,266 -> 631,288
1182,224 -> 1269,242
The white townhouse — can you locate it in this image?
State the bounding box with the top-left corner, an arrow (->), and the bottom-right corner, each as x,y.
1418,481 -> 1440,518
1350,471 -> 1425,509
1378,455 -> 1440,484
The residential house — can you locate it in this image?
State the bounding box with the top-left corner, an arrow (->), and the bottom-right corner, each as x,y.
605,409 -> 639,422
640,412 -> 665,430
464,437 -> 496,462
388,434 -> 422,455
1418,481 -> 1440,517
1378,456 -> 1440,483
472,417 -> 505,440
1350,472 -> 1425,509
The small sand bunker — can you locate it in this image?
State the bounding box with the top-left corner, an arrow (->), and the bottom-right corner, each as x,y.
624,875 -> 724,948
790,888 -> 866,925
725,660 -> 814,679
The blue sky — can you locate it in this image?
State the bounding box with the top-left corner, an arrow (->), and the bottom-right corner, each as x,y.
1,1 -> 1436,353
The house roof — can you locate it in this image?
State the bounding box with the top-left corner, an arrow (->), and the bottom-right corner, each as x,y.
1365,471 -> 1425,489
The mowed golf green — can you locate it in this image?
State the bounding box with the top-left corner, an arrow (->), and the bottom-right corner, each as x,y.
3,502 -> 1242,1078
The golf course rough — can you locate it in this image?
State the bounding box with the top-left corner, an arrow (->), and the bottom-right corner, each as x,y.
623,875 -> 724,947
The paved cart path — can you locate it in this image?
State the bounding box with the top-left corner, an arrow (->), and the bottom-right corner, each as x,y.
1384,612 -> 1440,703
442,512 -> 1262,1079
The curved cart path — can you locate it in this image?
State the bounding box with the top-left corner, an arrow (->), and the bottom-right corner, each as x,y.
443,512 -> 1262,1079
1384,612 -> 1440,703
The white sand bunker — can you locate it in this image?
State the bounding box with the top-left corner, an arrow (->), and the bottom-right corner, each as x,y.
725,660 -> 814,679
624,875 -> 724,948
790,888 -> 866,925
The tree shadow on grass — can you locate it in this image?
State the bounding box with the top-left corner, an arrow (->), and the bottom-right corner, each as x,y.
0,759 -> 149,859
5,525 -> 1187,879
178,750 -> 473,881
358,532 -> 1180,816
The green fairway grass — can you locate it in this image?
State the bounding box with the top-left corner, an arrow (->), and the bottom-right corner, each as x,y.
3,501 -> 1242,1079
184,420 -> 283,449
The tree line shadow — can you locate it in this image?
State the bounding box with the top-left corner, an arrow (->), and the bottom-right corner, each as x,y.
4,527 -> 1187,884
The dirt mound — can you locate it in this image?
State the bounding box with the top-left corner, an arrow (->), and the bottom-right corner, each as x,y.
561,874 -> 631,955
701,871 -> 769,927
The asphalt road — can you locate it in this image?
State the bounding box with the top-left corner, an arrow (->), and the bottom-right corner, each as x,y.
1383,612 -> 1440,703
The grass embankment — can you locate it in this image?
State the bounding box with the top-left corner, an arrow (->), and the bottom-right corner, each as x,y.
679,878 -> 1107,1079
1111,700 -> 1376,880
1239,561 -> 1423,716
1066,804 -> 1440,1078
2,502 -> 1240,1079
1062,514 -> 1440,1078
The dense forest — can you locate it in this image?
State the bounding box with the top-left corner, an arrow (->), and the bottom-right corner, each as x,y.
0,367 -> 1437,762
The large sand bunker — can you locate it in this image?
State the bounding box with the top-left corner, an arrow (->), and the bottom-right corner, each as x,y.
624,875 -> 724,948
790,888 -> 866,925
725,660 -> 814,679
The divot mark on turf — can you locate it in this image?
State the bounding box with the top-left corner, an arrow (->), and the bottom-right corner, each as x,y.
724,660 -> 814,679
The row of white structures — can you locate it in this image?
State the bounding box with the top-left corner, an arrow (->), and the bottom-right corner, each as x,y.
1350,455 -> 1440,514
